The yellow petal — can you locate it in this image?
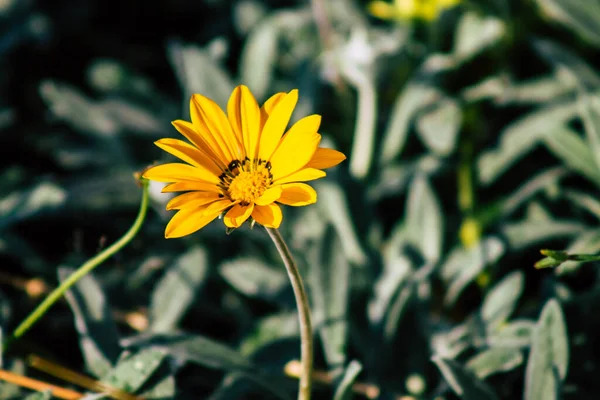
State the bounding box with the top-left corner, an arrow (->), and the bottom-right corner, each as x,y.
278,183 -> 317,206
165,206 -> 221,238
368,1 -> 398,19
305,147 -> 346,170
255,186 -> 282,206
224,203 -> 254,228
252,203 -> 282,228
274,168 -> 326,185
204,199 -> 234,215
161,181 -> 220,193
258,90 -> 298,161
260,92 -> 286,126
227,86 -> 246,159
166,192 -> 221,210
269,115 -> 321,180
236,85 -> 261,160
189,96 -> 232,164
191,94 -> 243,162
143,163 -> 219,183
154,138 -> 222,177
172,120 -> 226,170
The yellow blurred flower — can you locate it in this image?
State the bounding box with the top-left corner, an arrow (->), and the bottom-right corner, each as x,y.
143,85 -> 346,238
368,0 -> 460,21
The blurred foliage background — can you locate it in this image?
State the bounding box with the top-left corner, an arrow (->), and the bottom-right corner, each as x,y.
2,0 -> 600,398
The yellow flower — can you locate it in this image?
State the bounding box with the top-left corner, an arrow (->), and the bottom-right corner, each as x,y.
143,85 -> 346,238
368,0 -> 460,21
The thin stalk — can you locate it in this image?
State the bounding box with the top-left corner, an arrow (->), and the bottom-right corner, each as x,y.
265,227 -> 313,400
4,179 -> 150,351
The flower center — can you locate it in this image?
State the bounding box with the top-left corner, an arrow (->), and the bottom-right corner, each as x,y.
219,159 -> 272,206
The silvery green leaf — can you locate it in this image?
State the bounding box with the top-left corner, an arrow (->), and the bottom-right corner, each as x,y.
123,333 -> 254,371
488,320 -> 536,348
533,0 -> 600,47
0,182 -> 66,230
466,347 -> 523,379
333,360 -> 363,400
543,127 -> 600,186
481,271 -> 524,331
440,237 -> 505,305
454,12 -> 505,62
380,83 -> 441,165
416,98 -> 462,156
219,257 -> 286,300
501,203 -> 585,250
316,182 -> 367,266
233,0 -> 267,35
564,190 -> 600,220
431,323 -> 471,359
101,348 -> 166,393
556,229 -> 600,275
477,101 -> 579,184
578,94 -> 600,171
150,247 -> 209,333
240,14 -> 279,101
60,268 -> 120,378
39,81 -> 118,137
23,392 -> 52,400
339,29 -> 377,179
239,312 -> 298,356
167,40 -> 234,110
140,374 -> 175,399
368,252 -> 412,325
433,357 -> 499,400
310,227 -> 350,367
533,39 -> 600,88
524,299 -> 569,400
405,174 -> 443,263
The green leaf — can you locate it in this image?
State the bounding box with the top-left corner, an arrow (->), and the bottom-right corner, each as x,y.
481,271 -> 524,331
219,257 -> 286,300
556,229 -> 600,274
380,83 -> 441,165
453,12 -> 505,62
579,94 -> 600,171
488,320 -> 536,348
477,101 -> 578,184
416,98 -> 462,156
240,15 -> 279,100
440,237 -> 505,305
533,39 -> 600,88
368,252 -> 412,325
0,182 -> 66,230
316,182 -> 368,266
59,268 -> 120,378
564,190 -> 600,221
310,227 -> 350,367
150,247 -> 209,333
543,127 -> 600,186
501,203 -> 585,250
333,360 -> 363,400
123,333 -> 254,371
101,348 -> 166,394
239,312 -> 298,356
23,392 -> 52,400
139,373 -> 176,399
524,299 -> 569,400
405,174 -> 443,263
533,0 -> 600,47
466,347 -> 523,379
167,40 -> 234,110
433,357 -> 499,400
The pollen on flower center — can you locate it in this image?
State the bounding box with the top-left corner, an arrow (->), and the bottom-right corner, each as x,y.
220,159 -> 272,206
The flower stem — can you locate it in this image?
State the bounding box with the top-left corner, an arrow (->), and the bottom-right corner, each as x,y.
4,179 -> 150,351
265,227 -> 313,400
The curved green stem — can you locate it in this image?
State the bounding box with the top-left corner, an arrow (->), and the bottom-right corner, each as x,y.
265,227 -> 313,400
4,179 -> 150,351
